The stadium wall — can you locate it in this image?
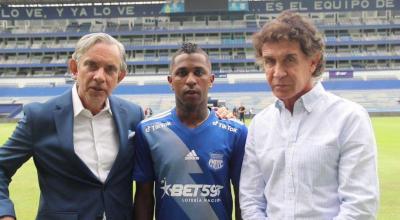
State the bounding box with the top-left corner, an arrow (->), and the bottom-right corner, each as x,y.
1,79 -> 400,97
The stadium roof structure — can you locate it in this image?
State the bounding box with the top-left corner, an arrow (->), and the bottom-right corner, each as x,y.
1,0 -> 164,5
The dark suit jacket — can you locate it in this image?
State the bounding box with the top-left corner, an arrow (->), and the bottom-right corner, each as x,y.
0,90 -> 143,220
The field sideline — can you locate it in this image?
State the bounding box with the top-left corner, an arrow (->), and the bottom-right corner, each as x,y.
1,117 -> 399,219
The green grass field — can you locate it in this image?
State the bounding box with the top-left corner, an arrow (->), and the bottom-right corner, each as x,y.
1,117 -> 399,219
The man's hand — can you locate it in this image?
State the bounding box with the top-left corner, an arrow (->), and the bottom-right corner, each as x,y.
215,107 -> 235,119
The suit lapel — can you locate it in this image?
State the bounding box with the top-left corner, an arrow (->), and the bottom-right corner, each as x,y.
53,90 -> 101,183
54,91 -> 74,158
106,96 -> 128,183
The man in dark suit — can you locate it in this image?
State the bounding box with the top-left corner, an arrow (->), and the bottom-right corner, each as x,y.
0,33 -> 143,220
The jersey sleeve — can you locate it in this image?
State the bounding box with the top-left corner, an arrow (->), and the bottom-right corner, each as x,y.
132,123 -> 155,182
229,124 -> 248,187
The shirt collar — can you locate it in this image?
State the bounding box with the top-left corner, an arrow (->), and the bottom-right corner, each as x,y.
301,82 -> 324,113
274,82 -> 325,113
72,83 -> 112,117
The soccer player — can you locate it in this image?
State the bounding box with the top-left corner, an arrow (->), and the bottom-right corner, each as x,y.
133,42 -> 247,220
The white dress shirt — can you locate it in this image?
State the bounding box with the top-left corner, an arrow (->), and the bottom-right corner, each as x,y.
72,84 -> 119,183
240,82 -> 379,220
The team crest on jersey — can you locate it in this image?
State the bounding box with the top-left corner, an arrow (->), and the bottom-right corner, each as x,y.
208,153 -> 224,170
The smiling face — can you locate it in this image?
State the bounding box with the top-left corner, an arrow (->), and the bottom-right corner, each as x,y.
261,40 -> 319,109
168,52 -> 214,111
69,42 -> 126,114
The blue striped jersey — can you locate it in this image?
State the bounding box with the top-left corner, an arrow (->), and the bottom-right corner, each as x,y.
133,108 -> 247,220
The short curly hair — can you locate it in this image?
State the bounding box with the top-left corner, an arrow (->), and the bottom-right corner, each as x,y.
253,11 -> 325,77
170,42 -> 211,71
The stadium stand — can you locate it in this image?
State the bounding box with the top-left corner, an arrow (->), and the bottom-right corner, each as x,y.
1,0 -> 400,116
1,1 -> 399,77
0,103 -> 22,118
1,79 -> 400,116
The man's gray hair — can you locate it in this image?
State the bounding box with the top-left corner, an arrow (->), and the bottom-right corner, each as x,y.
72,33 -> 128,72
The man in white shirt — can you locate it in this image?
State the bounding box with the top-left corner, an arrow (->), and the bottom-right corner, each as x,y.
239,11 -> 379,220
0,33 -> 144,220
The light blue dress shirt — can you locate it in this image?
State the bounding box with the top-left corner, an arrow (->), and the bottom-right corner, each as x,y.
239,83 -> 379,220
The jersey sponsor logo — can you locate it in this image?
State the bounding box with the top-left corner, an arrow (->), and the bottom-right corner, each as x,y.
144,121 -> 172,133
208,153 -> 224,170
212,120 -> 238,133
160,178 -> 223,203
185,150 -> 200,160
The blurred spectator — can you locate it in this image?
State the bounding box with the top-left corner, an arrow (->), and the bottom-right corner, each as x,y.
238,105 -> 246,122
144,107 -> 153,118
248,107 -> 254,118
232,106 -> 238,118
